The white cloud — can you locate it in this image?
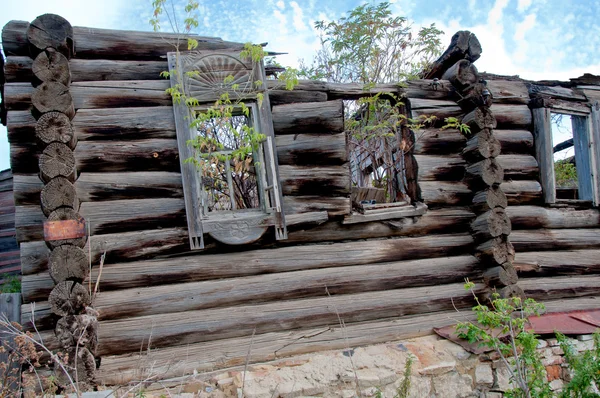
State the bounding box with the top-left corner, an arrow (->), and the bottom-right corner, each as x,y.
289,1 -> 308,31
514,14 -> 536,41
276,0 -> 285,10
517,0 -> 533,13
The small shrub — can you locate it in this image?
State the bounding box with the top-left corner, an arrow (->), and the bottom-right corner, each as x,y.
0,276 -> 21,293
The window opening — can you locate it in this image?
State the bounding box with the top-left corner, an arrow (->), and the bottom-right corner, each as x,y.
550,112 -> 592,201
190,107 -> 262,213
347,97 -> 412,209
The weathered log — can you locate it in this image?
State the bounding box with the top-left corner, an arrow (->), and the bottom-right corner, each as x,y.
40,176 -> 79,217
279,165 -> 349,196
95,281 -> 481,356
464,158 -> 504,188
46,208 -> 87,249
49,245 -> 88,284
497,154 -> 539,180
422,31 -> 481,79
31,81 -> 75,119
470,208 -> 511,241
497,284 -> 525,299
485,80 -> 530,105
26,14 -> 74,58
415,155 -> 465,181
472,186 -> 507,213
511,228 -> 600,252
528,84 -> 587,102
48,281 -> 90,316
35,111 -> 76,148
31,48 -> 71,86
55,308 -> 98,354
54,347 -> 96,389
97,308 -> 479,385
532,107 -> 555,204
276,132 -> 346,166
462,107 -> 497,135
476,236 -> 515,266
442,59 -> 479,90
501,180 -> 542,205
454,82 -> 493,113
17,198 -> 184,243
84,255 -> 481,321
268,89 -> 328,106
494,129 -> 534,155
17,233 -> 474,304
21,227 -> 189,277
482,263 -> 518,287
409,98 -> 463,126
271,100 -> 344,136
521,275 -> 600,301
514,249 -> 600,277
420,181 -> 472,207
39,142 -> 76,183
413,128 -> 466,155
508,206 -> 600,230
2,20 -> 240,59
283,196 -> 350,217
493,104 -> 532,128
462,129 -> 501,161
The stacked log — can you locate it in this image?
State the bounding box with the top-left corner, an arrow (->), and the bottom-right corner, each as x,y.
26,14 -> 97,389
433,34 -> 522,298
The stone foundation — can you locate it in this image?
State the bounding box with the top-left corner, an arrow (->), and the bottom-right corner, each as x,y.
110,333 -> 597,398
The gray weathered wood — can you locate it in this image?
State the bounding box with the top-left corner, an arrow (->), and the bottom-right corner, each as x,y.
511,228 -> 600,252
2,20 -> 240,59
279,165 -> 349,196
591,104 -> 600,206
0,293 -> 22,393
27,14 -> 73,58
507,206 -> 600,230
276,132 -> 346,166
494,129 -> 534,154
571,115 -> 594,200
470,208 -> 511,241
271,100 -> 344,136
31,48 -> 71,85
521,275 -> 600,301
26,255 -> 480,324
514,249 -> 600,277
94,281 -> 481,356
532,107 -> 555,203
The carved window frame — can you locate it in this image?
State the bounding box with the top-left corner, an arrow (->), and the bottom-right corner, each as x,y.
532,102 -> 600,206
342,95 -> 427,224
168,50 -> 287,249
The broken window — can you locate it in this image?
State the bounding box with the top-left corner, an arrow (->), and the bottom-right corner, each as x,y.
533,105 -> 600,205
344,96 -> 426,224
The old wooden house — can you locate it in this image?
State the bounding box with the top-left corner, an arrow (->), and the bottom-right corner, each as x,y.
1,14 -> 600,386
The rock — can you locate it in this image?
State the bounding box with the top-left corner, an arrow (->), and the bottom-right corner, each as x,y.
407,376 -> 432,398
435,339 -> 472,360
576,334 -> 593,341
549,379 -> 564,391
537,340 -> 548,349
545,365 -> 561,381
432,371 -> 474,398
541,355 -> 563,366
475,364 -> 494,388
495,363 -> 513,391
420,361 -> 457,376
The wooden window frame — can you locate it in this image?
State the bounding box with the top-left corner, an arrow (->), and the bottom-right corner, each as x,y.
532,102 -> 600,206
168,50 -> 287,249
343,96 -> 427,224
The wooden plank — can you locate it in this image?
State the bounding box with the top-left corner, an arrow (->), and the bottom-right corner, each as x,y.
508,206 -> 600,230
23,255 -> 480,323
571,115 -> 594,200
532,107 -> 555,203
283,196 -> 350,217
591,105 -> 600,206
0,293 -> 21,392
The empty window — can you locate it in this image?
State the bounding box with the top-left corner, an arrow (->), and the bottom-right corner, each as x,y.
533,106 -> 598,205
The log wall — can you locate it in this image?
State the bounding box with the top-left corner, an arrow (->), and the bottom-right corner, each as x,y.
3,19 -> 600,385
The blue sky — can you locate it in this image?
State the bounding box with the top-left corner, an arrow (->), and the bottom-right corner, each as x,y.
1,0 -> 599,170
